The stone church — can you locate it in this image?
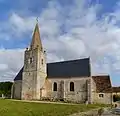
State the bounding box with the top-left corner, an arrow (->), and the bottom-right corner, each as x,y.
11,22 -> 113,104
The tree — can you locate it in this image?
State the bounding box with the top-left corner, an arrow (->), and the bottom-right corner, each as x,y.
0,82 -> 13,97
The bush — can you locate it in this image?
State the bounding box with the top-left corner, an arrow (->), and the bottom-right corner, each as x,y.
0,82 -> 13,98
113,95 -> 120,102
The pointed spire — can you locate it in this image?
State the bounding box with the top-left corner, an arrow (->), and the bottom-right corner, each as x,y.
30,18 -> 42,50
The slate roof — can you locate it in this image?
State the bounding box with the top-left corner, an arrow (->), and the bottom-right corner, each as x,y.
47,58 -> 91,78
14,58 -> 91,81
14,67 -> 23,81
92,75 -> 112,93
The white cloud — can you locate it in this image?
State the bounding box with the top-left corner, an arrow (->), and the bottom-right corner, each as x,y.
0,0 -> 120,85
9,13 -> 36,36
0,48 -> 24,82
0,64 -> 8,71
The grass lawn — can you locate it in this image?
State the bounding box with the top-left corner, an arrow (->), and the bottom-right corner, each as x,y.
0,99 -> 108,116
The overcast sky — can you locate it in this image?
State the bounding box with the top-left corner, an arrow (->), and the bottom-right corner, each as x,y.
0,0 -> 120,86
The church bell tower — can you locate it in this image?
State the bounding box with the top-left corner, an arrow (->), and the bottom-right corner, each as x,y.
21,20 -> 47,100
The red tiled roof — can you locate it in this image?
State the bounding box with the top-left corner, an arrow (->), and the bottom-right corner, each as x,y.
92,75 -> 112,93
112,87 -> 120,93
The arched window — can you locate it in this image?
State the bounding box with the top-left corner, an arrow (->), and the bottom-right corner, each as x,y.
30,57 -> 33,64
70,82 -> 74,91
41,59 -> 43,65
53,82 -> 57,91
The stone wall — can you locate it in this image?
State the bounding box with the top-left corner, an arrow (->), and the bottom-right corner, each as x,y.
12,76 -> 112,104
93,93 -> 112,104
91,78 -> 112,104
12,80 -> 22,99
64,78 -> 88,103
47,77 -> 90,103
41,79 -> 52,98
43,77 -> 112,104
21,71 -> 37,100
21,45 -> 47,100
90,78 -> 97,103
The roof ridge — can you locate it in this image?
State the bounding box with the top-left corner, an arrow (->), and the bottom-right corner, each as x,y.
47,57 -> 90,64
92,74 -> 109,77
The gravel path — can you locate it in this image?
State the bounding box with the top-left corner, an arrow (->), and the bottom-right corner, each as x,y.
102,108 -> 118,116
70,108 -> 119,116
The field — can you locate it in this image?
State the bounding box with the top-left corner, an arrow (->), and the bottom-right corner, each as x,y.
0,99 -> 108,116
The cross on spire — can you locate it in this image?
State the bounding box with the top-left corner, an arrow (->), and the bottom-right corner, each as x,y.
36,17 -> 39,23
